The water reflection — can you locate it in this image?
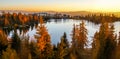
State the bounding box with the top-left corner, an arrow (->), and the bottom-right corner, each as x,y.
2,19 -> 120,45
46,19 -> 100,47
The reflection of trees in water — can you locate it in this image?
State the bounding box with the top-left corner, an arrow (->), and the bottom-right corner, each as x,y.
2,23 -> 39,37
54,19 -> 63,23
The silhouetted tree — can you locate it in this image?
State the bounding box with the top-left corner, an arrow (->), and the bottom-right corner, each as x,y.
11,30 -> 21,53
29,41 -> 40,59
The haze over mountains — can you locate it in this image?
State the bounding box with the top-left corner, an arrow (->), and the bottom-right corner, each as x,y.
0,10 -> 120,17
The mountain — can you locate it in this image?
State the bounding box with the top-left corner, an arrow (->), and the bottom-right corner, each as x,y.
62,11 -> 92,16
62,11 -> 120,17
0,10 -> 120,17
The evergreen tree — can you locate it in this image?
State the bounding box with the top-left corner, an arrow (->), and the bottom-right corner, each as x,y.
57,32 -> 69,59
70,24 -> 77,59
4,18 -> 10,27
71,21 -> 88,59
28,53 -> 32,59
92,32 -> 100,59
2,45 -> 19,59
118,32 -> 120,45
11,29 -> 21,53
0,30 -> 8,56
19,36 -> 30,59
29,41 -> 40,59
93,22 -> 117,59
35,16 -> 52,59
115,32 -> 120,59
52,45 -> 58,59
104,24 -> 117,59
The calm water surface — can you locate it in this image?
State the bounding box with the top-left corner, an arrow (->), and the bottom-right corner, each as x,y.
8,19 -> 120,46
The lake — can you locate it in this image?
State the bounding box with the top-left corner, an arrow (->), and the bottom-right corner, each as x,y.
8,19 -> 120,47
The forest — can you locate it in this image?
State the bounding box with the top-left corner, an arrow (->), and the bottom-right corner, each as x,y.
0,12 -> 120,59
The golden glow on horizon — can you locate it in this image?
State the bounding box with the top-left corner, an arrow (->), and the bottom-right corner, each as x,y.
0,0 -> 120,12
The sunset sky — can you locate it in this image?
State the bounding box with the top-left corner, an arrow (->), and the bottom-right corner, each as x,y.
0,0 -> 120,12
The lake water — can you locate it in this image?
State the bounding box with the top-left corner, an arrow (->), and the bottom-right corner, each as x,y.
8,19 -> 120,47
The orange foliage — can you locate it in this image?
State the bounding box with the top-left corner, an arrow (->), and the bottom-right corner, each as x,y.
4,18 -> 10,26
35,16 -> 50,51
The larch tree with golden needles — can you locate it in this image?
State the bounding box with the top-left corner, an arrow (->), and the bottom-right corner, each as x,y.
35,16 -> 52,59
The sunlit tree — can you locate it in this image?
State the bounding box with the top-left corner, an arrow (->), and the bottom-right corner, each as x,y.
71,21 -> 88,59
0,30 -> 8,56
19,36 -> 31,59
92,32 -> 100,59
57,32 -> 69,59
4,15 -> 10,27
92,22 -> 117,59
35,16 -> 52,59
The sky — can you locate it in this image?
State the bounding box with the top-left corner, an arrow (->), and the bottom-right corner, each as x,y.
0,0 -> 120,12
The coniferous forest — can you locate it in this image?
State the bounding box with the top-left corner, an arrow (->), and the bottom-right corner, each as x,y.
0,12 -> 120,59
